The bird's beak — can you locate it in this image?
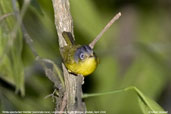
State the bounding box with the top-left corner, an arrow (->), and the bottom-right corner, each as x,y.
89,52 -> 94,57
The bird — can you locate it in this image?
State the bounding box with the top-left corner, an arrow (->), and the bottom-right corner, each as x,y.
60,31 -> 98,76
60,12 -> 121,76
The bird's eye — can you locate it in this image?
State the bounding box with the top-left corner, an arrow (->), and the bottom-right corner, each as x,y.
79,53 -> 85,60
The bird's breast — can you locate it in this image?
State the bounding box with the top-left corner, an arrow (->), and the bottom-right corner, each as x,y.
65,57 -> 97,76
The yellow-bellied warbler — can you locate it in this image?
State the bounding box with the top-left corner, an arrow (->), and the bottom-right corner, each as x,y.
60,12 -> 121,76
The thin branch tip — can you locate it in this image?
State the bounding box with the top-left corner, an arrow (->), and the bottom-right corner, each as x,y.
89,12 -> 121,49
118,12 -> 121,16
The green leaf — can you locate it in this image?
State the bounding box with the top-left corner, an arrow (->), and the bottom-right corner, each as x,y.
138,96 -> 166,114
125,87 -> 166,114
0,0 -> 24,95
83,86 -> 167,114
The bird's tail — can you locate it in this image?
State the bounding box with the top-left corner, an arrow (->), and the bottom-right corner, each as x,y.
62,31 -> 75,46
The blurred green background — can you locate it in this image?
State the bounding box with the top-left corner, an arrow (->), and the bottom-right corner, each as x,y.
0,0 -> 171,113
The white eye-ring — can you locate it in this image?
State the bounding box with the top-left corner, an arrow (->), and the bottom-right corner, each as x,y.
79,53 -> 85,60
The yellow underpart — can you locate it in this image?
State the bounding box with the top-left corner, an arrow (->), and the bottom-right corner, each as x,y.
65,57 -> 97,76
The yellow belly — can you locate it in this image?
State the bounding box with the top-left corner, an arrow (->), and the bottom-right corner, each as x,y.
65,57 -> 97,76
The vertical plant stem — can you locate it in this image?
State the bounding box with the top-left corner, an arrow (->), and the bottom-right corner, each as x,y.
51,0 -> 86,113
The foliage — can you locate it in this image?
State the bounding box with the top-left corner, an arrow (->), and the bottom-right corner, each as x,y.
0,0 -> 170,113
0,0 -> 24,95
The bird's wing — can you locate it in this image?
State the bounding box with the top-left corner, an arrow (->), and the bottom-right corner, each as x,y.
62,31 -> 75,46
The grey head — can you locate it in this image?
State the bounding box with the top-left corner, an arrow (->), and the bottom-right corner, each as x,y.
74,45 -> 94,63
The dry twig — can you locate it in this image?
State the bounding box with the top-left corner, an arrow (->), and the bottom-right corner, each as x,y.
89,12 -> 121,49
